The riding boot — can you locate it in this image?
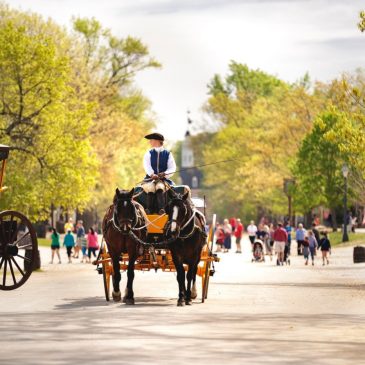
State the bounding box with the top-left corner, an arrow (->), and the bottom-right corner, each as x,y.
145,193 -> 154,214
156,189 -> 166,215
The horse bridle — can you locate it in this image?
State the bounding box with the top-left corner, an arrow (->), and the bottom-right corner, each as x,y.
112,199 -> 136,234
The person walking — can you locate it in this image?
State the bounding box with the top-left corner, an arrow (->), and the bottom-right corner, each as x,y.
87,227 -> 99,260
273,222 -> 288,266
295,223 -> 306,255
223,219 -> 232,253
285,221 -> 292,254
263,224 -> 272,259
319,231 -> 331,266
76,220 -> 87,262
50,228 -> 61,264
234,218 -> 243,253
73,220 -> 84,259
64,217 -> 74,234
229,217 -> 237,234
302,236 -> 310,265
307,230 -> 318,266
247,220 -> 258,250
63,230 -> 75,263
214,223 -> 225,252
312,223 -> 320,246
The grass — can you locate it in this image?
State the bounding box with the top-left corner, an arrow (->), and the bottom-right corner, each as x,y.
37,238 -> 51,247
328,231 -> 365,247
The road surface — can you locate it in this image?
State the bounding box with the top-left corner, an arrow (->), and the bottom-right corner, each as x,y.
1,236 -> 365,365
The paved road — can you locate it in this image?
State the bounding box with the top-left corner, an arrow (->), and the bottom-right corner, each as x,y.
1,236 -> 365,365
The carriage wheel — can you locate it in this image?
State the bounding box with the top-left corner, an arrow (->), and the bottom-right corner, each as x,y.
101,245 -> 111,302
0,210 -> 38,290
201,214 -> 216,303
201,259 -> 211,303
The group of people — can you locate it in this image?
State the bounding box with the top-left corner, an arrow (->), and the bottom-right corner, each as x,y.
214,218 -> 244,253
295,223 -> 331,266
214,217 -> 332,266
50,218 -> 100,264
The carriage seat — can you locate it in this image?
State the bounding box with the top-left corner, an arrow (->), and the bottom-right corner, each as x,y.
133,185 -> 189,211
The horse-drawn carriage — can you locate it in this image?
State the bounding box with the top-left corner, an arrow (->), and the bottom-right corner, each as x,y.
94,184 -> 219,305
0,145 -> 38,290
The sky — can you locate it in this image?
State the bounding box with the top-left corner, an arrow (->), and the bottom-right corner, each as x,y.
5,0 -> 365,141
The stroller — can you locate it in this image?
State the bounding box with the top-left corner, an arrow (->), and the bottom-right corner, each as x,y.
252,239 -> 265,262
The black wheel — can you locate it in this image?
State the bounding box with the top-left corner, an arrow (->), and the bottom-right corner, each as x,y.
0,210 -> 38,290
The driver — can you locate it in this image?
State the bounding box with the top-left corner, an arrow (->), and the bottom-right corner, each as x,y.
142,133 -> 176,214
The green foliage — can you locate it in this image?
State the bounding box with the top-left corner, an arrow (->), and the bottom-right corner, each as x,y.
0,7 -> 97,220
0,6 -> 160,220
201,63 -> 322,220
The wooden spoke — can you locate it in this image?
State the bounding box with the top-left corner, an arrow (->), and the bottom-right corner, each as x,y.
0,256 -> 4,270
16,254 -> 31,262
8,258 -> 16,285
10,256 -> 25,277
15,231 -> 31,247
2,258 -> 7,286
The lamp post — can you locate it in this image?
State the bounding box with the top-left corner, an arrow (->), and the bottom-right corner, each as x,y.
342,164 -> 349,242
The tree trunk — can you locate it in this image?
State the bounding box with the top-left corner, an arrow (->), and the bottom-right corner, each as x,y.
330,207 -> 338,232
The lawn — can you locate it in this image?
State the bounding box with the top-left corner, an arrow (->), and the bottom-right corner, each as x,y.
37,238 -> 51,247
328,231 -> 365,247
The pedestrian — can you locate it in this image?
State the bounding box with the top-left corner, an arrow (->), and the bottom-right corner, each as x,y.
73,220 -> 83,259
63,230 -> 75,263
50,228 -> 61,264
247,220 -> 258,250
307,230 -> 318,266
295,223 -> 306,255
223,219 -> 232,253
234,218 -> 243,253
87,227 -> 99,260
214,223 -> 225,252
302,236 -> 310,265
312,223 -> 320,246
285,221 -> 292,254
75,220 -> 86,261
269,223 -> 275,249
64,217 -> 74,234
229,217 -> 237,234
273,222 -> 288,266
319,231 -> 331,266
263,224 -> 272,259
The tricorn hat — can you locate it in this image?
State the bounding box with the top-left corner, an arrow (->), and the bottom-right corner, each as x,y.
144,132 -> 164,141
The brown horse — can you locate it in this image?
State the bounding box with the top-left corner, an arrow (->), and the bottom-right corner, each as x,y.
164,190 -> 207,306
102,188 -> 147,304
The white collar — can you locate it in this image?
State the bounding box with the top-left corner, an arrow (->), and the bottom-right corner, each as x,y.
153,146 -> 164,152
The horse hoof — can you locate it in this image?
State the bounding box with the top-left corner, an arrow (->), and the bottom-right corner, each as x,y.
112,291 -> 121,302
123,297 -> 135,305
177,300 -> 185,307
190,293 -> 197,300
185,300 -> 192,305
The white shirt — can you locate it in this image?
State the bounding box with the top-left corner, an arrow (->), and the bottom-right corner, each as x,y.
247,224 -> 258,236
143,147 -> 176,178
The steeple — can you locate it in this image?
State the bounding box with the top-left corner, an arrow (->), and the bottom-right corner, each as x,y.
181,111 -> 194,168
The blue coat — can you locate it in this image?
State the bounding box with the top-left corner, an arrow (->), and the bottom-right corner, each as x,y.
64,233 -> 75,248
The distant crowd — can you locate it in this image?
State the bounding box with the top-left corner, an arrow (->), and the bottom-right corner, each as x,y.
214,218 -> 332,266
49,218 -> 100,264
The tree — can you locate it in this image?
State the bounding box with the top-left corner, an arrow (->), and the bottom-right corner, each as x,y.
292,107 -> 365,228
0,6 -> 97,220
71,17 -> 161,214
200,63 -> 322,220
